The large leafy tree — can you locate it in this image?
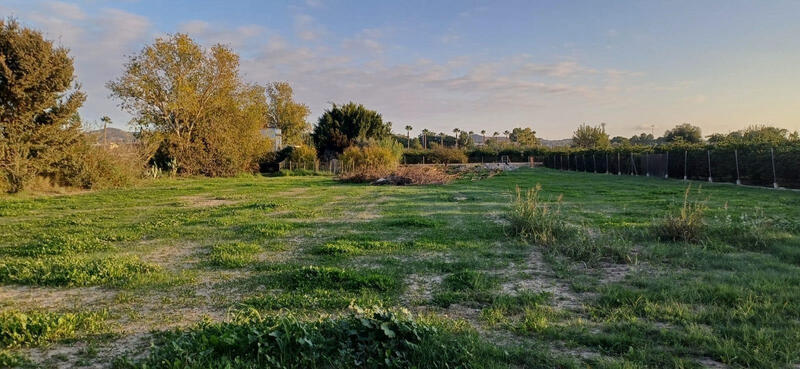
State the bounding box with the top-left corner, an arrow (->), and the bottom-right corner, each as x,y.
266,81 -> 310,146
108,34 -> 269,176
662,123 -> 702,143
572,123 -> 610,149
509,127 -> 539,147
0,19 -> 86,193
311,102 -> 391,158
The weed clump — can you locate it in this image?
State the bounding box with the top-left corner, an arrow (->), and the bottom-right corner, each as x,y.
0,310 -> 108,348
655,185 -> 707,243
0,256 -> 160,287
507,184 -> 568,245
113,307 -> 496,369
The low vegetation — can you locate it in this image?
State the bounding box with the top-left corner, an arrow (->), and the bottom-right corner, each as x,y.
1,169 -> 799,368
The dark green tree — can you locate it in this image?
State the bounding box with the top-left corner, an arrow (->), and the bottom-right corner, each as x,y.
311,102 -> 391,158
662,123 -> 702,143
0,19 -> 86,193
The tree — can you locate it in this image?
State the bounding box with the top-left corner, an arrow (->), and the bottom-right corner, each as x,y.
421,129 -> 429,149
439,132 -> 445,146
452,128 -> 460,148
629,132 -> 656,146
0,19 -> 87,193
572,123 -> 610,149
662,123 -> 702,143
405,125 -> 413,148
481,130 -> 486,145
503,130 -> 510,140
100,116 -> 112,147
108,33 -> 269,176
509,127 -> 538,147
311,102 -> 391,158
266,81 -> 310,146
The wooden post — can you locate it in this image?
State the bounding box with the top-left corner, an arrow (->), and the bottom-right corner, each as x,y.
593,154 -> 597,173
771,147 -> 778,189
734,149 -> 741,185
617,152 -> 621,175
664,152 -> 669,179
707,150 -> 712,183
683,150 -> 688,180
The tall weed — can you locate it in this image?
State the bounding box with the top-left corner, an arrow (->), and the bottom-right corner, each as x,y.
507,184 -> 568,245
655,185 -> 707,243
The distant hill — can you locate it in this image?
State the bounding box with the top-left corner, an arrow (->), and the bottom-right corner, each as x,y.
86,128 -> 136,144
539,138 -> 572,148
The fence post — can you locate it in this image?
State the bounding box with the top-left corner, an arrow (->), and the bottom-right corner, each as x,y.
707,150 -> 712,183
617,152 -> 621,175
630,152 -> 637,175
771,147 -> 778,189
734,149 -> 741,185
606,154 -> 609,174
683,150 -> 688,180
664,152 -> 669,179
593,154 -> 597,173
645,153 -> 650,177
583,154 -> 587,172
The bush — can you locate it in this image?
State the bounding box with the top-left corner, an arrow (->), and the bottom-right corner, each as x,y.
429,146 -> 468,164
338,141 -> 403,182
507,184 -> 568,245
655,185 -> 707,243
114,307 -> 496,369
381,166 -> 456,185
286,145 -> 318,169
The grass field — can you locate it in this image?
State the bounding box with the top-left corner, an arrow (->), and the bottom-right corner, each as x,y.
1,168 -> 799,368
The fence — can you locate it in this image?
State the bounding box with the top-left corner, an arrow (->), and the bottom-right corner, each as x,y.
541,146 -> 800,189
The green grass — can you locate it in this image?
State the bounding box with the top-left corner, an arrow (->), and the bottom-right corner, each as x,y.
206,242 -> 261,267
1,170 -> 799,368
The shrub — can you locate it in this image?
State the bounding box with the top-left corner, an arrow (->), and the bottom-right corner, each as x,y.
655,185 -> 707,243
286,145 -> 318,169
114,307 -> 496,369
337,141 -> 403,182
507,184 -> 568,245
429,146 -> 468,164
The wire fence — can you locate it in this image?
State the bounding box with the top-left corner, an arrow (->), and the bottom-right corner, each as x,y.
541,147 -> 800,189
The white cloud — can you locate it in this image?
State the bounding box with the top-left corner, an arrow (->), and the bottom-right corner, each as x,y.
293,13 -> 325,41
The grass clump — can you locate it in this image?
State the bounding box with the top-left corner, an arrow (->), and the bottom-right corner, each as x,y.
384,216 -> 441,228
0,255 -> 160,287
655,185 -> 707,243
0,310 -> 108,348
114,307 -> 498,369
206,242 -> 260,267
310,239 -> 403,256
243,289 -> 385,311
433,270 -> 499,307
257,265 -> 401,293
508,184 -> 568,245
3,232 -> 112,257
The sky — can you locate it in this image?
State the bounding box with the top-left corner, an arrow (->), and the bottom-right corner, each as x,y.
2,0 -> 800,139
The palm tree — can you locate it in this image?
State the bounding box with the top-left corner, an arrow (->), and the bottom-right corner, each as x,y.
421,129 -> 429,149
439,132 -> 445,146
100,116 -> 112,147
452,128 -> 460,148
504,130 -> 510,141
492,131 -> 499,140
481,130 -> 486,145
405,125 -> 413,148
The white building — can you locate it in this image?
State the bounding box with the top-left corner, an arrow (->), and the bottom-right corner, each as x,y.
260,127 -> 282,151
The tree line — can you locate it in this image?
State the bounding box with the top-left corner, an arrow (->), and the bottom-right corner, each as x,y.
2,18 -> 797,193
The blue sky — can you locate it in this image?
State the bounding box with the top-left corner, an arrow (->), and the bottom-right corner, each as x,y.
3,0 -> 799,138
